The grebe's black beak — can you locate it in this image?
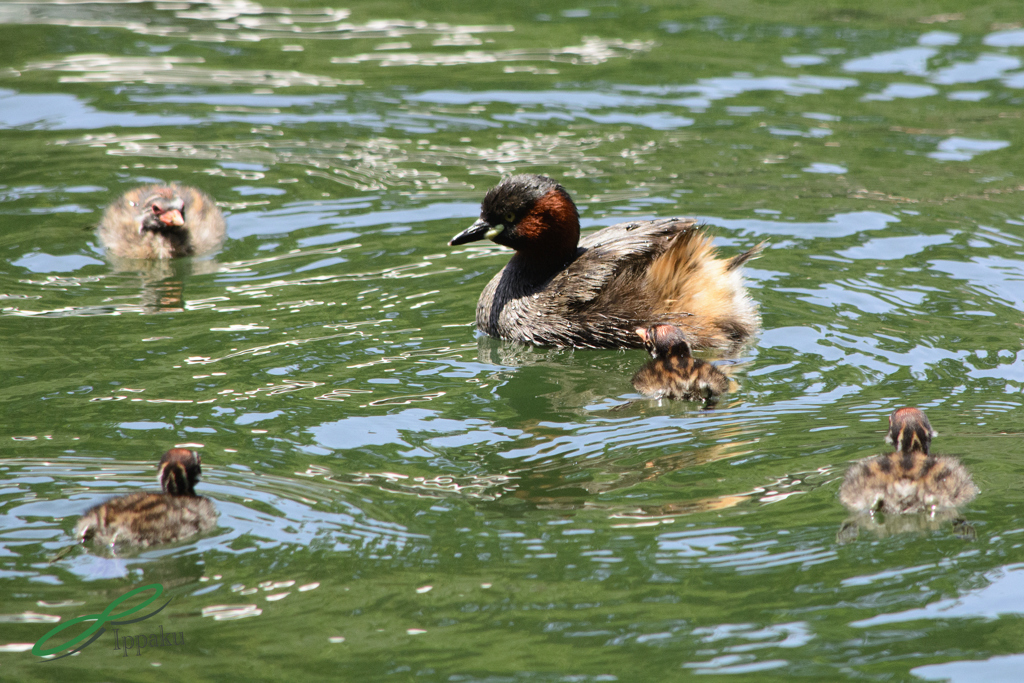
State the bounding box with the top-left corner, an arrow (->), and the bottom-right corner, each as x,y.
449,218 -> 493,246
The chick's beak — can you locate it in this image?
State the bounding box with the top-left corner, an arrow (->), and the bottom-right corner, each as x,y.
634,327 -> 650,343
160,209 -> 185,227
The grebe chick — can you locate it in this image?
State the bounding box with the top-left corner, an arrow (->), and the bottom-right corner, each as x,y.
97,184 -> 225,259
449,174 -> 763,350
631,324 -> 730,403
839,408 -> 978,515
75,448 -> 217,548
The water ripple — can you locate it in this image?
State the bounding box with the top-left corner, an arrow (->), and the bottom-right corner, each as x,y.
0,2 -> 512,45
331,37 -> 653,68
852,562 -> 1024,626
9,55 -> 358,88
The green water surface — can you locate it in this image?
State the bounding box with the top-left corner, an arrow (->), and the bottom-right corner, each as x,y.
2,1 -> 1024,680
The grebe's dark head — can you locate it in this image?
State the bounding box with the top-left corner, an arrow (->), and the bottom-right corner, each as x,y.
450,174 -> 580,263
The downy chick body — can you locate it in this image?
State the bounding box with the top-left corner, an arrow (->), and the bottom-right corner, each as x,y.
839,407 -> 978,515
97,184 -> 225,259
75,448 -> 217,548
631,323 -> 731,403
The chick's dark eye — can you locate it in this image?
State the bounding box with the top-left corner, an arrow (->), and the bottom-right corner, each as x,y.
151,205 -> 164,215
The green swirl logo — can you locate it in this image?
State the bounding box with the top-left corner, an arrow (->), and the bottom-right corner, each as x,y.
32,583 -> 168,661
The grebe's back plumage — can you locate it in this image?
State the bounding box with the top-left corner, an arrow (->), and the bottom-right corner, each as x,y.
839,408 -> 978,515
97,184 -> 225,259
450,175 -> 763,349
75,448 -> 217,548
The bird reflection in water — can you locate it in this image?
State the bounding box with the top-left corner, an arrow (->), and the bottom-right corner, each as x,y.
496,418 -> 764,520
98,257 -> 221,315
